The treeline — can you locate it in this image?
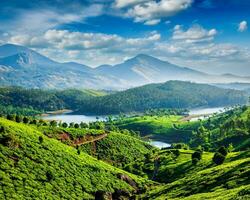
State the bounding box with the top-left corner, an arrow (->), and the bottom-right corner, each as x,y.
78,81 -> 248,115
0,81 -> 248,116
0,87 -> 94,115
190,106 -> 250,151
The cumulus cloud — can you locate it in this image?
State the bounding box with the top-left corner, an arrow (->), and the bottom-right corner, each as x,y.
238,21 -> 247,32
172,24 -> 217,43
114,0 -> 149,8
126,0 -> 193,24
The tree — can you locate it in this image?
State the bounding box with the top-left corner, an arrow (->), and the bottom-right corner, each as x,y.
192,151 -> 202,161
80,122 -> 88,128
192,158 -> 199,165
74,123 -> 79,128
15,115 -> 22,123
7,114 -> 15,121
31,119 -> 37,125
213,152 -> 225,165
62,122 -> 68,128
23,117 -> 29,124
69,122 -> 74,128
50,120 -> 57,127
218,146 -> 228,156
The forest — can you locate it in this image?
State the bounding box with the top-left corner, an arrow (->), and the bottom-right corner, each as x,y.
0,81 -> 248,116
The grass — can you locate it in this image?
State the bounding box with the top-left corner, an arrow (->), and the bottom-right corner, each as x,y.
114,115 -> 200,143
0,118 -> 149,199
143,150 -> 250,200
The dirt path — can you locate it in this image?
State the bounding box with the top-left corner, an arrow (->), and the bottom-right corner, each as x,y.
74,133 -> 108,146
181,114 -> 210,122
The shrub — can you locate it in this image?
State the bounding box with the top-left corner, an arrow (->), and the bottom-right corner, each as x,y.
80,122 -> 88,128
46,170 -> 55,181
213,152 -> 225,165
192,151 -> 202,161
23,117 -> 29,124
15,115 -> 22,123
74,123 -> 80,128
50,120 -> 57,127
7,114 -> 15,121
39,136 -> 44,144
172,149 -> 180,158
192,158 -> 199,165
218,146 -> 228,156
62,122 -> 68,128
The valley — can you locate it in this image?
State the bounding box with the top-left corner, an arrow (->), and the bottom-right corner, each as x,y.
0,105 -> 249,199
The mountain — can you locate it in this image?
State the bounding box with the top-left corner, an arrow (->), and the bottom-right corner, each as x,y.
0,44 -> 249,90
95,54 -> 250,86
0,44 -> 122,89
78,80 -> 248,115
212,82 -> 250,90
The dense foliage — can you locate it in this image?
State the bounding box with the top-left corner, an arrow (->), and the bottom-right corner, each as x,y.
78,81 -> 248,114
0,87 -> 101,115
190,106 -> 250,151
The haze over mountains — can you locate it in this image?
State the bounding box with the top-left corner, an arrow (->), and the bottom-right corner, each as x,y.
0,44 -> 249,90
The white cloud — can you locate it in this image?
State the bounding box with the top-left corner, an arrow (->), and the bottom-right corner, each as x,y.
172,24 -> 217,43
126,0 -> 193,23
0,4 -> 104,34
144,19 -> 161,25
114,0 -> 149,8
238,21 -> 248,32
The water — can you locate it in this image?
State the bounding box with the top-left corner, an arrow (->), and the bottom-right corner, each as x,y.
150,141 -> 171,149
42,114 -> 105,124
189,107 -> 225,115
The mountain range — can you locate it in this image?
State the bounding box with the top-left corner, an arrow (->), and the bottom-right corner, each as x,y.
0,43 -> 249,90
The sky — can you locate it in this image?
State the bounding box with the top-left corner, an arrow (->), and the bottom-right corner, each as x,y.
0,0 -> 249,75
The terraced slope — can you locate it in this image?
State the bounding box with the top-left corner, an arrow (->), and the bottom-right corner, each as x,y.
143,150 -> 250,200
0,118 -> 149,199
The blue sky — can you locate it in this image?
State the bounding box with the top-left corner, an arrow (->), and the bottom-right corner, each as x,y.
0,0 -> 249,75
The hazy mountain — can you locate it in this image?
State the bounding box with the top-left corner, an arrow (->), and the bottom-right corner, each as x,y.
212,82 -> 250,90
95,54 -> 250,86
0,44 -> 121,89
0,44 -> 249,90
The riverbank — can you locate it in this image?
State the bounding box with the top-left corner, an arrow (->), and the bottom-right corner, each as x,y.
40,109 -> 73,117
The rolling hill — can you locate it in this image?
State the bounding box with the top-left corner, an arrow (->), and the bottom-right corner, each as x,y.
78,81 -> 248,115
0,118 -> 149,199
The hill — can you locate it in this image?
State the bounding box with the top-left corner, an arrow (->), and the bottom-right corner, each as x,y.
78,81 -> 248,115
190,106 -> 250,151
143,149 -> 250,200
0,118 -> 149,199
0,87 -> 100,115
1,44 -> 250,90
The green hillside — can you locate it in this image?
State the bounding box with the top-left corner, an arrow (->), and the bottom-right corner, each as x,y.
0,87 -> 102,115
0,118 -> 148,199
143,150 -> 250,200
190,106 -> 250,151
78,81 -> 248,115
112,115 -> 200,143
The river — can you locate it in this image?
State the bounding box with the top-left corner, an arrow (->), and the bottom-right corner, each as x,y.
42,114 -> 105,124
41,107 -> 226,148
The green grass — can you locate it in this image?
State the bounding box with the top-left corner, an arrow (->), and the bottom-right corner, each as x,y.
114,115 -> 200,143
0,118 -> 149,199
143,150 -> 250,200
